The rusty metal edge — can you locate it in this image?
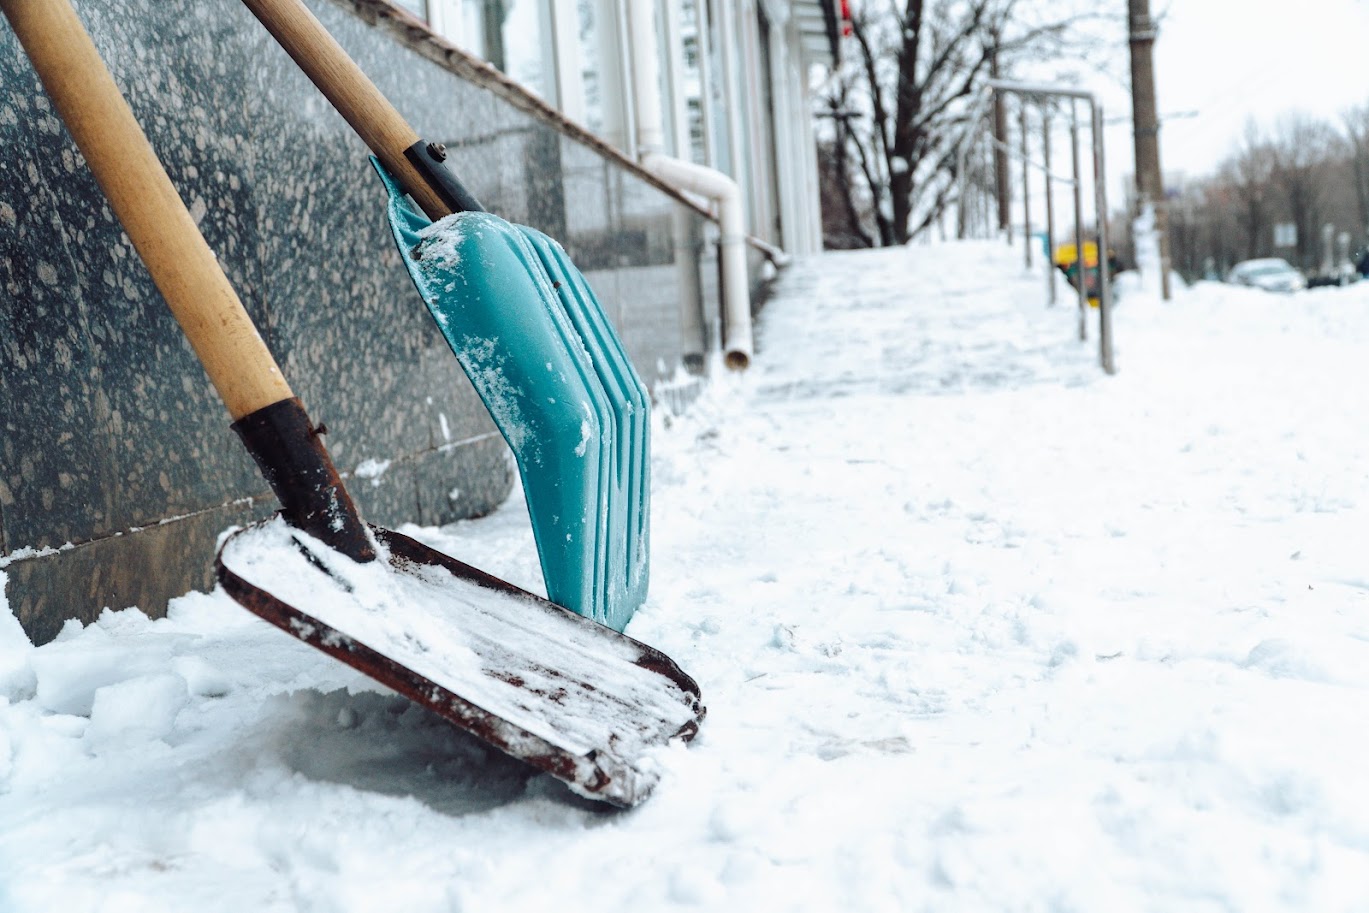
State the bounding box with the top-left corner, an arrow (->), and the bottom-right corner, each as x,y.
214,519 -> 704,807
379,527 -> 703,709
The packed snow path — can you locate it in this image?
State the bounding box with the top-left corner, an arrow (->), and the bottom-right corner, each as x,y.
4,241 -> 1369,910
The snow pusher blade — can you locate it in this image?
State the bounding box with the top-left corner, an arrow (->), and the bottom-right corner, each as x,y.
237,0 -> 652,631
5,0 -> 701,808
217,518 -> 697,807
369,159 -> 650,632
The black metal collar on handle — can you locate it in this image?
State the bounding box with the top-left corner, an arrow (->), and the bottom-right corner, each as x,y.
232,397 -> 376,563
403,140 -> 485,214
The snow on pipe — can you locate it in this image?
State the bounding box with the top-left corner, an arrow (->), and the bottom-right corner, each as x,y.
746,234 -> 791,268
627,0 -> 755,371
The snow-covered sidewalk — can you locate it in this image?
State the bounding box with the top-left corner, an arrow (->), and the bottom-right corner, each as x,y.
5,241 -> 1369,911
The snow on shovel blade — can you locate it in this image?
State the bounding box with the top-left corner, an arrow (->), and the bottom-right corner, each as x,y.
215,517 -> 703,808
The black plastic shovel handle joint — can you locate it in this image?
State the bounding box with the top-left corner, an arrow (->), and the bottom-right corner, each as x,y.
232,397 -> 377,563
403,139 -> 484,215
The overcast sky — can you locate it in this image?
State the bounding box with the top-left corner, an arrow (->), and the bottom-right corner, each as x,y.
1021,0 -> 1369,227
1141,0 -> 1369,181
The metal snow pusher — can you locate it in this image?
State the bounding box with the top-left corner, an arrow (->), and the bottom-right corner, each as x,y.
2,0 -> 701,808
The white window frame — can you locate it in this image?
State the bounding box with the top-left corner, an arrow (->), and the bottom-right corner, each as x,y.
548,2 -> 588,121
426,1 -> 559,102
426,0 -> 477,51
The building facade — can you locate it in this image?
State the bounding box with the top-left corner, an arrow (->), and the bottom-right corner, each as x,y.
383,0 -> 837,257
0,0 -> 837,642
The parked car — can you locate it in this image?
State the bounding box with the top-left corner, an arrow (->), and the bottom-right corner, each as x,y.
1225,258 -> 1307,293
1307,263 -> 1360,288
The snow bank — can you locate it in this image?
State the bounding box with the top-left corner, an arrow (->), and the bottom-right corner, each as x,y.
0,570 -> 35,701
3,240 -> 1369,910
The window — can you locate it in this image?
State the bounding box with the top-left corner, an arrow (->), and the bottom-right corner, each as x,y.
574,0 -> 604,133
391,0 -> 428,18
425,0 -> 555,100
705,0 -> 733,176
492,0 -> 555,99
567,0 -> 629,149
678,0 -> 707,163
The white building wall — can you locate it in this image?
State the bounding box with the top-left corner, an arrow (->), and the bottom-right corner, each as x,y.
773,0 -> 820,255
704,0 -> 819,254
786,12 -> 825,255
737,0 -> 769,242
414,0 -> 832,257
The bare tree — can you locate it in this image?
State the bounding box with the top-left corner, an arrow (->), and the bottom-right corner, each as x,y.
1155,103 -> 1369,280
816,78 -> 878,249
816,0 -> 1104,247
1344,104 -> 1369,237
817,134 -> 877,249
1270,113 -> 1338,270
1217,122 -> 1277,260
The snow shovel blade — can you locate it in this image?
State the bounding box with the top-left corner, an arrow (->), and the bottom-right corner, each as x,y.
521,226 -> 650,623
370,159 -> 650,631
216,516 -> 702,808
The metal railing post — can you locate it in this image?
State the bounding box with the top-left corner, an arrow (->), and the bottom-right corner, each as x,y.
1092,101 -> 1115,375
989,78 -> 1116,374
1043,106 -> 1056,306
1020,100 -> 1032,269
1070,100 -> 1087,338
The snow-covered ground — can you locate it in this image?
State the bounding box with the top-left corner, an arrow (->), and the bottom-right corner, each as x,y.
5,242 -> 1369,911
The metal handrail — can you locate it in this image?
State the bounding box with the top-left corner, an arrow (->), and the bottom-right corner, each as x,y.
989,79 -> 1115,375
985,133 -> 1077,187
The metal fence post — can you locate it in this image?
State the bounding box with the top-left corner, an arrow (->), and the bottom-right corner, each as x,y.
988,79 -> 1117,373
1043,106 -> 1056,306
1020,100 -> 1032,269
1070,100 -> 1087,338
1092,101 -> 1116,375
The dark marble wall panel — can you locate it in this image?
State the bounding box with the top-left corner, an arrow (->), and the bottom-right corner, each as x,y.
77,1 -> 270,528
0,39 -> 126,550
233,2 -> 454,479
0,0 -> 719,643
4,499 -> 274,647
559,136 -> 620,272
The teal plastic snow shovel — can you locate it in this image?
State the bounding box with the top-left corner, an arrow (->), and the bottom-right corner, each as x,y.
371,159 -> 649,630
239,0 -> 650,629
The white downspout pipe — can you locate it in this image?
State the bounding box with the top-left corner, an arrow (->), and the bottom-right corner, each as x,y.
627,0 -> 755,370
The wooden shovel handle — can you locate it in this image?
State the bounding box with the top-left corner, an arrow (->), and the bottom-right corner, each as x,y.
1,0 -> 294,421
239,0 -> 452,219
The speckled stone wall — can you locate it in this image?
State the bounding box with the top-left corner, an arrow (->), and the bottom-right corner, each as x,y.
0,0 -> 716,643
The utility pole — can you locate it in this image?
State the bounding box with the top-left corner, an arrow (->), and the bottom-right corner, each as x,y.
1128,0 -> 1171,300
989,31 -> 1011,240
